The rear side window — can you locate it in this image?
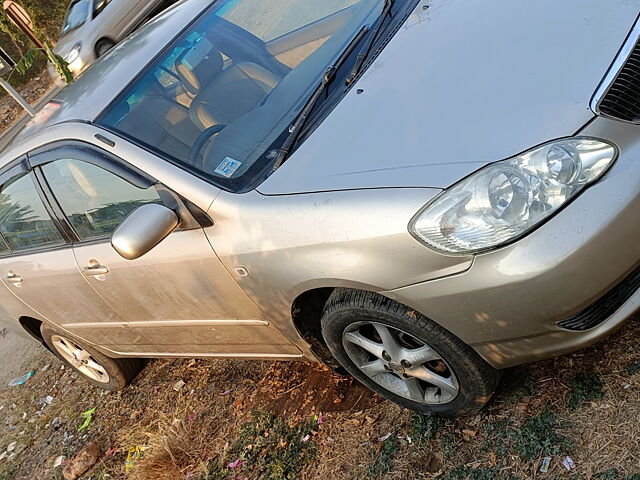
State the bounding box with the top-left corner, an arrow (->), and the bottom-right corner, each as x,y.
42,159 -> 161,241
0,175 -> 65,251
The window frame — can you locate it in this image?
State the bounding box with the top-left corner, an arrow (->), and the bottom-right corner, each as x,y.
0,157 -> 71,257
28,141 -> 210,247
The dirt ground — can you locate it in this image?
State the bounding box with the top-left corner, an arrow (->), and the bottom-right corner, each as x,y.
0,314 -> 637,480
0,74 -> 55,137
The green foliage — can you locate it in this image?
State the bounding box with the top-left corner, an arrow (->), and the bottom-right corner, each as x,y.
438,466 -> 521,480
15,48 -> 38,74
367,437 -> 400,479
481,409 -> 572,461
11,44 -> 72,83
412,413 -> 448,442
592,470 -> 640,480
566,370 -> 605,410
0,0 -> 70,91
44,42 -> 73,83
202,411 -> 316,480
440,432 -> 458,459
626,359 -> 640,376
511,409 -> 572,461
499,366 -> 538,403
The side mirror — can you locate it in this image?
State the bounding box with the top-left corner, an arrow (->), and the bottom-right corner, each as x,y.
111,204 -> 179,260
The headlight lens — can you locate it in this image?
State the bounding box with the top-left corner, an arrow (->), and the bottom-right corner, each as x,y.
65,44 -> 82,64
410,138 -> 617,254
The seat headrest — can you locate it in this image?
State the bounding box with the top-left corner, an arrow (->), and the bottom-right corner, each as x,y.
175,37 -> 224,95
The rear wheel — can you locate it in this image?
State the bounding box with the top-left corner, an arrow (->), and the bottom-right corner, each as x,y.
41,324 -> 142,391
320,289 -> 501,416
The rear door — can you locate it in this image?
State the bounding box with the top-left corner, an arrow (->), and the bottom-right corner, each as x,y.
34,144 -> 299,357
0,159 -> 134,347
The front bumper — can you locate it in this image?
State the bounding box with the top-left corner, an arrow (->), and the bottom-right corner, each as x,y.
383,117 -> 640,368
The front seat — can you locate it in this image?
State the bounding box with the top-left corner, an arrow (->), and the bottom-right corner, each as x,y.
175,39 -> 282,131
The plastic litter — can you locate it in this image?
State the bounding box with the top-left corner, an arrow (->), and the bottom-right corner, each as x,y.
540,457 -> 552,473
173,380 -> 186,391
562,456 -> 575,471
302,434 -> 311,443
77,407 -> 96,431
53,455 -> 65,467
124,446 -> 144,473
6,442 -> 16,452
227,458 -> 244,469
379,433 -> 392,442
8,371 -> 35,387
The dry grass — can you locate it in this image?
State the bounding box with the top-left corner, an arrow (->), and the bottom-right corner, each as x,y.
0,317 -> 638,480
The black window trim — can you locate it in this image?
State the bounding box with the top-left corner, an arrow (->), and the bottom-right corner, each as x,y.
30,141 -> 211,247
28,141 -> 155,189
0,160 -> 71,257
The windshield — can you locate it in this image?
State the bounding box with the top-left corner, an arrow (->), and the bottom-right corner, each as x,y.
98,0 -> 386,192
61,0 -> 90,35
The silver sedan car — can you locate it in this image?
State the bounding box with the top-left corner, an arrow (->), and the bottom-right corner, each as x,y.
2,0 -> 639,416
51,0 -> 173,77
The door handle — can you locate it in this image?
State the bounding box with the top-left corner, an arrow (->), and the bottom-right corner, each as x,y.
6,272 -> 22,285
82,260 -> 109,276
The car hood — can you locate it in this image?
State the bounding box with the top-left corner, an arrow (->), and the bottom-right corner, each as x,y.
258,0 -> 640,195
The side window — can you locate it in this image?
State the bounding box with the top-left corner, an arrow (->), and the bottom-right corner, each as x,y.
41,159 -> 162,241
93,0 -> 111,17
0,174 -> 65,251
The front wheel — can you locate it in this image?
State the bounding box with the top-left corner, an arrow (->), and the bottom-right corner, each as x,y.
41,324 -> 143,391
95,39 -> 115,58
320,289 -> 501,417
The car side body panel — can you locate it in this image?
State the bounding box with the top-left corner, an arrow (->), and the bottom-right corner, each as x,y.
205,187 -> 473,349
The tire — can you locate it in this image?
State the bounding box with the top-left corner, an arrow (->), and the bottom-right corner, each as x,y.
320,289 -> 501,417
95,39 -> 115,58
41,324 -> 143,391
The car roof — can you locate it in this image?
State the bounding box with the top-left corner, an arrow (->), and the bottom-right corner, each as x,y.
3,0 -> 210,157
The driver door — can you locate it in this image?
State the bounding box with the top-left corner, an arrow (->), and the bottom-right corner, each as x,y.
34,145 -> 299,357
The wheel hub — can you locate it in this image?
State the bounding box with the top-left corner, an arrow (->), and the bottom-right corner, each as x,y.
342,321 -> 460,405
387,361 -> 405,374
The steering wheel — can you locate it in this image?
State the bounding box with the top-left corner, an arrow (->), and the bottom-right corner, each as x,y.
188,124 -> 227,168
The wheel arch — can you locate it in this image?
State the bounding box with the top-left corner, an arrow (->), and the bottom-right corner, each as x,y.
291,286 -> 423,371
19,316 -> 44,343
94,37 -> 116,57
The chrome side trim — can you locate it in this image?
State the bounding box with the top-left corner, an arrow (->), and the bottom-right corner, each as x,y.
591,14 -> 640,121
99,350 -> 304,360
62,319 -> 270,329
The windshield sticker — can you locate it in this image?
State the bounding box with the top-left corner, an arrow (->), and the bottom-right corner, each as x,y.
215,157 -> 242,178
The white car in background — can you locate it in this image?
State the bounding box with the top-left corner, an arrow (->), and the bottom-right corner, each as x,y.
50,0 -> 175,78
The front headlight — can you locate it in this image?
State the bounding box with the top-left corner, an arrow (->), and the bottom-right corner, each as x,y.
65,43 -> 82,64
409,138 -> 617,254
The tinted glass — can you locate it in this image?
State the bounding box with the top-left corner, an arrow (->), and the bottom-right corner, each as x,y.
218,0 -> 360,42
42,159 -> 161,240
0,236 -> 10,255
62,0 -> 89,35
99,0 -> 382,192
0,175 -> 64,251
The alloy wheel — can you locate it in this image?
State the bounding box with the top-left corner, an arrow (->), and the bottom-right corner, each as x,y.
342,321 -> 459,404
51,335 -> 110,383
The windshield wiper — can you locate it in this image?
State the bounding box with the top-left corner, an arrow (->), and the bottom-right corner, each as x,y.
345,0 -> 396,85
271,25 -> 370,171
